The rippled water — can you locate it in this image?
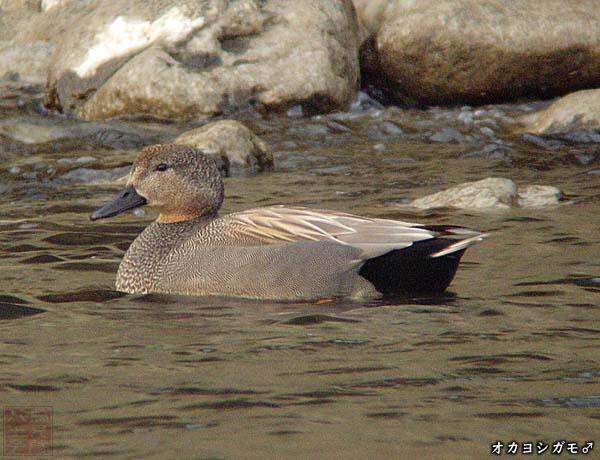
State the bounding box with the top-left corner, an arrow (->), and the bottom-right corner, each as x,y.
1,89 -> 599,458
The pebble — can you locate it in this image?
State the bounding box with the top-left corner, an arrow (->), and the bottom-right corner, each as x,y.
430,128 -> 466,143
457,110 -> 473,125
18,223 -> 38,229
57,156 -> 96,164
351,91 -> 384,112
559,131 -> 600,144
61,166 -> 129,183
93,130 -> 144,149
287,123 -> 330,136
325,121 -> 351,133
572,152 -> 595,165
286,105 -> 303,117
479,126 -> 495,137
463,143 -> 512,161
380,121 -> 404,136
521,133 -> 562,150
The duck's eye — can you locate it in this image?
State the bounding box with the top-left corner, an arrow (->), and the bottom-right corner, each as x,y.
155,163 -> 169,172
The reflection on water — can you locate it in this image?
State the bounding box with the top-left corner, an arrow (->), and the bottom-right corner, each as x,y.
0,95 -> 599,458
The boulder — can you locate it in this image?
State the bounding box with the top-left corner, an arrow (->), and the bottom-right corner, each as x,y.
351,0 -> 389,39
174,120 -> 273,175
0,1 -> 53,83
519,89 -> 600,139
0,42 -> 53,84
13,0 -> 360,119
410,178 -> 563,210
358,0 -> 600,106
0,1 -> 41,42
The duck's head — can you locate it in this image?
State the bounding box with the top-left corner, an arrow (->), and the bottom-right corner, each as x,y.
90,144 -> 224,223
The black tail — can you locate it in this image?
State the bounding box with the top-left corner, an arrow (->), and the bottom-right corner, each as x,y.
358,238 -> 467,295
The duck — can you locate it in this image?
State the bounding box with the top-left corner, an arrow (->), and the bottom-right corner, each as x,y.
90,144 -> 486,300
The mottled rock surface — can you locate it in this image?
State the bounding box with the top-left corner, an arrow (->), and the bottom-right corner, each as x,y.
519,89 -> 600,138
5,0 -> 360,120
0,0 -> 40,42
174,120 -> 273,175
517,185 -> 564,208
0,42 -> 53,84
352,0 -> 388,38
411,178 -> 563,209
0,1 -> 53,83
357,0 -> 600,106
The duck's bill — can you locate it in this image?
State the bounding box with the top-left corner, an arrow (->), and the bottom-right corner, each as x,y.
90,185 -> 147,221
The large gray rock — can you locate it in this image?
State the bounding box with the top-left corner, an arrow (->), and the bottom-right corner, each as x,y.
357,0 -> 600,106
519,89 -> 600,137
174,120 -> 273,175
0,1 -> 53,83
410,178 -> 563,210
0,1 -> 40,42
15,0 -> 360,119
352,0 -> 388,37
0,42 -> 53,84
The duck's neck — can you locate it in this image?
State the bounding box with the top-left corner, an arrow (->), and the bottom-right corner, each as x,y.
116,215 -> 214,293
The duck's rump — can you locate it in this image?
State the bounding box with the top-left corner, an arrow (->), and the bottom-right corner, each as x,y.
359,237 -> 467,294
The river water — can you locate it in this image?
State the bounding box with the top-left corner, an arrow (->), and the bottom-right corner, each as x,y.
0,87 -> 599,458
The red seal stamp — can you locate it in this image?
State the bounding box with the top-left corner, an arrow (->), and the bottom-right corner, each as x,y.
3,406 -> 52,456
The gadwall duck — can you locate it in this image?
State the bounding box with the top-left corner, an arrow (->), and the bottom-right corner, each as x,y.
91,144 -> 486,300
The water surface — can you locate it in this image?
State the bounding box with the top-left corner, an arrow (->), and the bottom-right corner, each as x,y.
0,92 -> 599,458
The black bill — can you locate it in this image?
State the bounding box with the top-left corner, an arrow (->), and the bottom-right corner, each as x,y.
90,185 -> 147,221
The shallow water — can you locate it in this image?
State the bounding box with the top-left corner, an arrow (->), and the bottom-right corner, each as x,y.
0,91 -> 599,458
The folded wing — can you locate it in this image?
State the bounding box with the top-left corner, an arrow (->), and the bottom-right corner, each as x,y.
226,206 -> 484,259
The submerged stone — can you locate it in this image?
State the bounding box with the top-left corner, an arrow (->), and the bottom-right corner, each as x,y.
411,178 -> 563,210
